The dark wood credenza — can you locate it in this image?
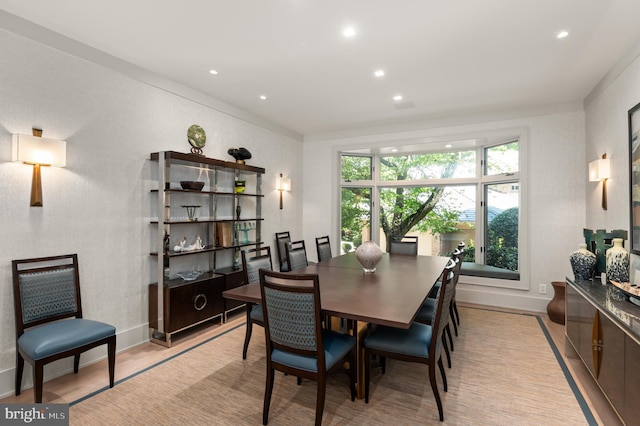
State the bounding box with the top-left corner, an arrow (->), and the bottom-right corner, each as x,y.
565,277 -> 640,424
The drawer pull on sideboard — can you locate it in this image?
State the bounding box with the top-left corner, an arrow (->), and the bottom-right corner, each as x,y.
194,294 -> 208,311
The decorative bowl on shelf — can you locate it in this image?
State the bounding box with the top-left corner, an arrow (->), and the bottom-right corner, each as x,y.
176,270 -> 205,281
180,181 -> 205,191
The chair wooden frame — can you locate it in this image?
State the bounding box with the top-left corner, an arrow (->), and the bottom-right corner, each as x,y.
389,235 -> 418,255
259,269 -> 356,425
275,231 -> 291,271
315,235 -> 332,262
285,239 -> 309,271
12,254 -> 116,403
364,259 -> 456,422
240,246 -> 272,359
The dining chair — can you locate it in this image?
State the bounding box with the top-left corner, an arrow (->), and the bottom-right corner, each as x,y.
415,253 -> 462,368
240,246 -> 273,359
275,231 -> 291,271
12,254 -> 116,403
389,235 -> 418,255
426,247 -> 465,336
315,235 -> 332,262
259,269 -> 357,426
363,258 -> 456,422
285,239 -> 309,271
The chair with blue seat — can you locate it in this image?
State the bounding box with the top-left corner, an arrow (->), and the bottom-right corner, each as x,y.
259,269 -> 356,426
363,258 -> 456,422
240,246 -> 273,360
12,254 -> 116,403
275,231 -> 291,271
415,253 -> 462,368
285,239 -> 309,271
389,235 -> 418,255
315,235 -> 333,262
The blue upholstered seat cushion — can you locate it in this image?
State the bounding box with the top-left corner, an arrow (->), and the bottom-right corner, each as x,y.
271,330 -> 355,372
364,322 -> 433,359
415,298 -> 436,324
18,319 -> 115,360
250,304 -> 263,322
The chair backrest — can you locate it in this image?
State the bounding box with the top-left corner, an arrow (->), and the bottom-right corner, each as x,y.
12,254 -> 82,337
241,246 -> 273,284
275,231 -> 291,271
259,269 -> 323,361
286,240 -> 309,271
430,259 -> 457,359
389,235 -> 418,255
315,236 -> 332,262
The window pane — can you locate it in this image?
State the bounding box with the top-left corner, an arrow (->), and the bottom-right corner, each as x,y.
340,187 -> 371,254
485,141 -> 519,176
380,151 -> 475,181
342,155 -> 372,181
378,185 -> 475,255
485,182 -> 519,272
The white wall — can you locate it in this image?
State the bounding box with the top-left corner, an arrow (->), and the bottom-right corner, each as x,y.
0,29 -> 302,397
584,41 -> 640,281
302,111 -> 586,312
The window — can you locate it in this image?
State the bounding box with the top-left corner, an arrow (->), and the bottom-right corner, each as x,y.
339,139 -> 521,282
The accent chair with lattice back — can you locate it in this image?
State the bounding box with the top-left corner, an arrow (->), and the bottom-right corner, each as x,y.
12,254 -> 116,403
315,235 -> 332,262
259,269 -> 356,425
240,245 -> 273,359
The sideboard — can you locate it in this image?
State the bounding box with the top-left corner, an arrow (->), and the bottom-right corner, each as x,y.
565,277 -> 640,424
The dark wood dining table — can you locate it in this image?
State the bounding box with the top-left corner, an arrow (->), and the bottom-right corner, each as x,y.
223,251 -> 450,398
223,251 -> 450,329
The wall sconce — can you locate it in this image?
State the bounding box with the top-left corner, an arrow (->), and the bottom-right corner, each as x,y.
12,129 -> 66,206
589,153 -> 611,210
276,173 -> 291,209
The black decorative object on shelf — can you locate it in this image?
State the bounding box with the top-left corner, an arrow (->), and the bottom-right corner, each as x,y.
227,147 -> 252,164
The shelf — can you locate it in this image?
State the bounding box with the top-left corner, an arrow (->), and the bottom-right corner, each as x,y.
150,240 -> 264,257
150,150 -> 265,174
150,218 -> 264,224
151,189 -> 264,197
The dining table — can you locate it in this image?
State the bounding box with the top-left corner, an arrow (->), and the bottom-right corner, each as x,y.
223,251 -> 450,397
223,251 -> 450,329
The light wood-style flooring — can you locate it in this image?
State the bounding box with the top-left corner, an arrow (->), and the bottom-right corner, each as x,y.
0,305 -> 623,425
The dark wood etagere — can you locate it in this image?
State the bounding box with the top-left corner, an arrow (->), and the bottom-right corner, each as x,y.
149,151 -> 264,346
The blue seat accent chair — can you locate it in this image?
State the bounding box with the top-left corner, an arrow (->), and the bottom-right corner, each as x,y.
259,269 -> 356,426
363,258 -> 456,422
12,254 -> 116,403
275,231 -> 291,271
285,240 -> 309,271
240,246 -> 273,359
315,236 -> 333,262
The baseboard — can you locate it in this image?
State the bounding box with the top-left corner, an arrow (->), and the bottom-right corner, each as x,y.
456,286 -> 549,313
0,323 -> 150,400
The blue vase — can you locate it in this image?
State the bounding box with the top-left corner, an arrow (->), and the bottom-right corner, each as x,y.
569,244 -> 596,281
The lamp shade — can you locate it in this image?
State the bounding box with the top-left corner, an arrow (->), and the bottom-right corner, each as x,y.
589,158 -> 610,181
276,174 -> 291,191
12,134 -> 66,167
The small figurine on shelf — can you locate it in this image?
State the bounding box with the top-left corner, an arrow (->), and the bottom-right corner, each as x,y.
236,203 -> 242,220
184,235 -> 205,251
227,147 -> 252,164
233,248 -> 240,270
173,237 -> 187,252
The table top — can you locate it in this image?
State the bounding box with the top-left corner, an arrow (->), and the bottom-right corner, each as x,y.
223,252 -> 450,329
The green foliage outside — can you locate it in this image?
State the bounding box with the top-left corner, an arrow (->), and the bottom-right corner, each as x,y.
486,207 -> 519,271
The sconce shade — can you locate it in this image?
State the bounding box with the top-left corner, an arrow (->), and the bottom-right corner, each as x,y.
276,174 -> 291,192
589,158 -> 610,181
12,133 -> 66,206
277,173 -> 291,210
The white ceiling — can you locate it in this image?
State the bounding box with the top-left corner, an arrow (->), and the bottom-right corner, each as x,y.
2,0 -> 640,138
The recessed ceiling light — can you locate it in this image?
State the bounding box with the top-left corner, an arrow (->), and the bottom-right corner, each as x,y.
391,148 -> 398,152
393,95 -> 403,102
445,144 -> 453,148
209,69 -> 219,75
374,69 -> 385,78
556,30 -> 569,39
259,95 -> 267,100
343,27 -> 356,38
